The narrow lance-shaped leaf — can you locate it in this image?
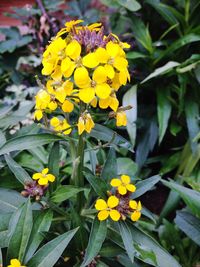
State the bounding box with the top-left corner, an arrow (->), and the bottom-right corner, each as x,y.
101,147 -> 117,181
27,228 -> 78,267
81,218 -> 107,267
24,210 -> 53,263
175,211 -> 200,246
157,88 -> 172,144
118,221 -> 135,263
0,188 -> 26,213
0,134 -> 64,155
5,154 -> 32,185
7,198 -> 33,263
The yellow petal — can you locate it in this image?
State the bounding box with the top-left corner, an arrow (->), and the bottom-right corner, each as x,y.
32,173 -> 42,180
82,53 -> 99,68
42,168 -> 49,175
110,178 -> 122,187
107,195 -> 119,208
95,199 -> 108,211
42,62 -> 54,75
90,97 -> 97,108
95,83 -> 111,99
85,115 -> 95,133
79,88 -> 95,103
77,117 -> 85,135
98,210 -> 109,221
48,101 -> 57,111
104,64 -> 115,79
46,174 -> 55,182
93,66 -> 107,84
34,110 -> 43,121
99,97 -> 110,109
106,41 -> 120,57
116,112 -> 127,126
138,201 -> 142,211
119,70 -> 128,85
131,211 -> 141,221
51,66 -> 62,81
38,177 -> 48,185
118,185 -> 127,195
113,57 -> 128,71
65,40 -> 81,60
74,67 -> 90,88
129,200 -> 137,210
109,97 -> 119,112
121,175 -> 130,185
55,86 -> 67,103
10,259 -> 21,267
109,209 -> 121,221
95,47 -> 109,63
50,117 -> 60,127
62,100 -> 74,113
126,184 -> 136,193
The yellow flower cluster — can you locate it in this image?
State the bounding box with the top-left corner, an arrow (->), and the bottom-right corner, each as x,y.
7,259 -> 25,267
34,20 -> 130,135
32,168 -> 55,185
95,174 -> 142,222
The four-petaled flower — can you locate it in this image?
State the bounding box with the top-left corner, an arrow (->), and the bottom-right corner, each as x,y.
32,168 -> 55,185
110,175 -> 136,195
95,196 -> 121,221
7,259 -> 26,267
129,200 -> 142,221
77,112 -> 95,135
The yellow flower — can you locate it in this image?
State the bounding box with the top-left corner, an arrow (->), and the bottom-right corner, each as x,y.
32,168 -> 55,186
75,66 -> 111,103
95,196 -> 120,221
34,109 -> 43,121
47,80 -> 74,104
77,113 -> 95,135
116,111 -> 127,126
99,94 -> 119,112
35,90 -> 51,110
129,200 -> 142,221
56,19 -> 84,37
110,175 -> 136,195
42,37 -> 66,78
50,117 -> 72,135
7,259 -> 26,267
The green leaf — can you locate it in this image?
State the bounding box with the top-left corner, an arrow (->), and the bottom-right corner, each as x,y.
0,249 -> 2,265
126,51 -> 147,59
133,175 -> 161,198
5,154 -> 32,185
157,88 -> 172,143
90,124 -> 133,152
51,186 -> 85,203
117,157 -> 138,177
84,168 -> 109,199
155,34 -> 200,63
162,180 -> 200,216
0,134 -> 64,155
185,99 -> 200,152
142,61 -> 180,83
175,211 -> 200,246
7,198 -> 33,262
48,142 -> 60,177
118,221 -> 135,262
123,85 -> 137,146
0,213 -> 12,248
101,148 -> 117,181
0,188 -> 26,213
81,218 -> 107,267
27,228 -> 78,267
117,0 -> 141,11
24,210 -> 53,263
131,16 -> 153,54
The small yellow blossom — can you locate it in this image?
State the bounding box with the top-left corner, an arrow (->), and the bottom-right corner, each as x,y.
129,200 -> 142,221
32,168 -> 55,186
95,196 -> 120,221
110,175 -> 136,195
77,113 -> 95,135
7,259 -> 26,267
116,111 -> 127,126
50,117 -> 72,135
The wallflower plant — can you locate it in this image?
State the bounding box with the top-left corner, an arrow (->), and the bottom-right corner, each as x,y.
0,19 -> 178,267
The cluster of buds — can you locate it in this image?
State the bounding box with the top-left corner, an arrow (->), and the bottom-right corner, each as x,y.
95,175 -> 142,222
34,20 -> 131,135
